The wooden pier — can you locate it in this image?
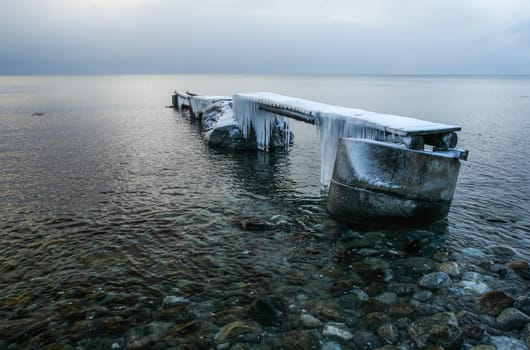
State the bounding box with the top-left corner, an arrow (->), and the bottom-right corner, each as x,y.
172,91 -> 468,227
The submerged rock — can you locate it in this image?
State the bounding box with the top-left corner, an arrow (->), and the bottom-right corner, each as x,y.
361,299 -> 388,313
487,245 -> 518,257
418,272 -> 452,290
168,320 -> 200,336
322,322 -> 354,340
407,312 -> 462,349
212,306 -> 249,325
388,283 -> 416,296
412,290 -> 434,302
437,262 -> 461,277
162,295 -> 188,306
496,307 -> 530,330
457,311 -> 485,339
375,292 -> 397,305
67,320 -> 97,338
514,296 -> 530,315
277,330 -> 318,349
505,260 -> 529,271
505,260 -> 530,279
125,322 -> 172,349
300,313 -> 322,328
352,330 -> 379,350
251,297 -> 285,323
398,257 -> 436,274
214,321 -> 262,342
351,287 -> 370,302
364,312 -> 391,329
388,304 -> 415,317
307,300 -> 342,321
377,323 -> 399,343
202,101 -> 256,150
453,279 -> 489,296
477,290 -> 515,316
490,336 -> 528,350
202,100 -> 293,150
99,316 -> 130,334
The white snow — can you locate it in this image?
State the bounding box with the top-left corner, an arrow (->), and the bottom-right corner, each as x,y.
202,101 -> 238,141
190,96 -> 231,114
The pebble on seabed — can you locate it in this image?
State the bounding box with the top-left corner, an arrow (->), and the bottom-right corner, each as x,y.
437,261 -> 461,277
496,308 -> 530,330
490,336 -> 528,350
418,272 -> 452,290
453,279 -> 490,295
300,313 -> 323,328
322,322 -> 354,340
477,290 -> 515,315
162,295 -> 188,306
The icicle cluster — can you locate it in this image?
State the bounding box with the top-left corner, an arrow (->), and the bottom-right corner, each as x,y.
233,94 -> 291,152
315,113 -> 391,186
233,93 -> 393,186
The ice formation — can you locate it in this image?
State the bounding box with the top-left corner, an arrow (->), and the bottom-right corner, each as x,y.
233,92 -> 461,187
233,94 -> 291,152
201,100 -> 238,140
190,96 -> 231,115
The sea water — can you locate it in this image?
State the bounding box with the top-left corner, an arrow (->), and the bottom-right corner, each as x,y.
1,75 -> 529,348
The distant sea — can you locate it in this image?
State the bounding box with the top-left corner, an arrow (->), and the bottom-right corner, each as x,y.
0,74 -> 529,348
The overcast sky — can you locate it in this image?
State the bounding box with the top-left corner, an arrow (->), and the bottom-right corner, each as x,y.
1,0 -> 529,75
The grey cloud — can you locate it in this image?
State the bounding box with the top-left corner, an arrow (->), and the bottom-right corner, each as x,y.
0,0 -> 529,74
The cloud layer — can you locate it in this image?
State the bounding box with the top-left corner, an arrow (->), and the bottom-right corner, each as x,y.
1,0 -> 529,74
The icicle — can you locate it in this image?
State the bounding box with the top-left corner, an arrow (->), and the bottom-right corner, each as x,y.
316,114 -> 389,187
315,112 -> 345,187
282,116 -> 291,151
234,94 -> 292,152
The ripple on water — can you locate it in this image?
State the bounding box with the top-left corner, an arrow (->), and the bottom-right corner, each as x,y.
1,75 -> 529,348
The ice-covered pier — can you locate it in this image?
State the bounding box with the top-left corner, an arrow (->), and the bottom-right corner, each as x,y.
173,91 -> 468,227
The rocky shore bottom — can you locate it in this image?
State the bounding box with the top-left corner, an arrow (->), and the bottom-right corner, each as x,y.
1,222 -> 529,350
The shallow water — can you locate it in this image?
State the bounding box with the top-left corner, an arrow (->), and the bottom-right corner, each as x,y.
0,75 -> 529,349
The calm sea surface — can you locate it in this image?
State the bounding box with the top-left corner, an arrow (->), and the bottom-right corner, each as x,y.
0,75 -> 529,349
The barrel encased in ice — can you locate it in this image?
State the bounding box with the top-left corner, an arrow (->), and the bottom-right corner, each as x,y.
327,138 -> 461,227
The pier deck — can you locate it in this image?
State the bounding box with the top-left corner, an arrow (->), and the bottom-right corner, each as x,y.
235,92 -> 461,137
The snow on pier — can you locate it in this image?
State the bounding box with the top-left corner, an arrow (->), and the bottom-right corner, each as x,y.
233,92 -> 463,186
190,96 -> 231,115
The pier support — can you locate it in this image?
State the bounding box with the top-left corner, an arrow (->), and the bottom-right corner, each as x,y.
327,138 -> 461,227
